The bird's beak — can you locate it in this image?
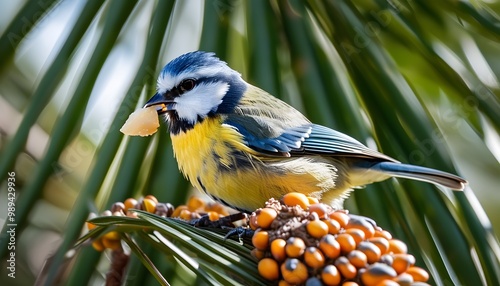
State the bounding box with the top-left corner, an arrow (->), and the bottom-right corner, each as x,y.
144,92 -> 174,114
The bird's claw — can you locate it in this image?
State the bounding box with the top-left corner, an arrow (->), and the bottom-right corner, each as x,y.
224,226 -> 255,241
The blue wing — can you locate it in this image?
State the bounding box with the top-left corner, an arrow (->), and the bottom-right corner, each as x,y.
225,120 -> 312,156
226,119 -> 396,162
301,125 -> 397,161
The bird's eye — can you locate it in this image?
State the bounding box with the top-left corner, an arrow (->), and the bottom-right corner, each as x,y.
179,79 -> 195,94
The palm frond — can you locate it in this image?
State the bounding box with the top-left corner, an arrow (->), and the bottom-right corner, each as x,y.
1,0 -> 499,285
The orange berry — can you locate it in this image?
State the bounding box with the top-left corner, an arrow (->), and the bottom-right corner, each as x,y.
329,211 -> 349,228
393,272 -> 414,284
271,238 -> 287,262
307,196 -> 320,205
360,263 -> 397,286
249,212 -> 259,230
257,208 -> 278,229
334,256 -> 357,280
346,216 -> 375,239
343,282 -> 360,286
325,218 -> 341,235
251,248 -> 266,260
171,205 -> 188,217
392,254 -> 415,274
179,209 -> 192,220
336,233 -> 356,253
307,220 -> 329,238
282,193 -> 309,210
304,247 -> 325,268
374,280 -> 399,286
142,198 -> 157,213
92,239 -> 105,252
367,237 -> 390,255
206,202 -> 229,216
103,231 -> 120,241
252,230 -> 269,250
285,237 -> 306,258
102,237 -> 121,250
345,228 -> 366,244
374,229 -> 392,240
347,249 -> 368,268
124,198 -> 138,211
281,258 -> 308,285
406,266 -> 429,282
278,280 -> 292,286
379,254 -> 394,266
187,196 -> 205,211
357,241 -> 382,264
321,265 -> 341,285
207,211 -> 220,221
258,258 -> 280,281
144,195 -> 158,204
86,222 -> 96,231
319,234 -> 341,259
309,203 -> 329,219
388,239 -> 408,254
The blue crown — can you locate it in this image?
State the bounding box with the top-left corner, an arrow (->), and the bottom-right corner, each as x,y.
161,51 -> 224,77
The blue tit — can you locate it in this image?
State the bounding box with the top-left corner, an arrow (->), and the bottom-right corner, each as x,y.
144,51 -> 466,212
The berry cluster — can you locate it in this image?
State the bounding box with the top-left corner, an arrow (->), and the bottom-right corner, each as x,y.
250,193 -> 430,286
87,195 -> 230,251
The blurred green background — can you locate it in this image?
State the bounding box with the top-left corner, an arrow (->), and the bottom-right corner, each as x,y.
0,0 -> 499,285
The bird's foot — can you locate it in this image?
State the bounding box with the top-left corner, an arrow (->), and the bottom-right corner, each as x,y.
224,226 -> 254,241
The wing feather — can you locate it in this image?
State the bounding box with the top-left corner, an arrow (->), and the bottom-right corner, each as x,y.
226,84 -> 396,162
225,118 -> 396,162
301,125 -> 397,162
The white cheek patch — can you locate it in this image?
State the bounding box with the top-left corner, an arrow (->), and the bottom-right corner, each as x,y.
157,76 -> 172,94
174,81 -> 229,124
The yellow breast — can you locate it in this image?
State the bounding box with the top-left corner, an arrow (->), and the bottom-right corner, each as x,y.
170,116 -> 252,191
170,116 -> 344,211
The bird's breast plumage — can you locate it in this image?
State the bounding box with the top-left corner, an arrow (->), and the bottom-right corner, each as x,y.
170,115 -> 253,186
169,114 -> 350,211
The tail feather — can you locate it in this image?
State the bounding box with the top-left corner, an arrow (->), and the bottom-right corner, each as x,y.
371,162 -> 467,190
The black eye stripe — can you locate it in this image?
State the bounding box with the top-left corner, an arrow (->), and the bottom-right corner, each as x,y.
171,77 -> 227,97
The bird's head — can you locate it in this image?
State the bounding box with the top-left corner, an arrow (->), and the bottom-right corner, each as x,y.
145,51 -> 247,134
